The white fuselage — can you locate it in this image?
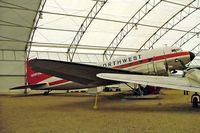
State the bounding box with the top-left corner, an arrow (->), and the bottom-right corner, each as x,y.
99,47 -> 190,75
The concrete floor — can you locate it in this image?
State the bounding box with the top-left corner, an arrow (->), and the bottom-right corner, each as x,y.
0,89 -> 200,133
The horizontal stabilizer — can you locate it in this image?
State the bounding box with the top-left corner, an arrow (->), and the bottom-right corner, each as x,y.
97,73 -> 200,93
10,83 -> 47,90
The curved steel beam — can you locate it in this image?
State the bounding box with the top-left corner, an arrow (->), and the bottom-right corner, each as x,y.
191,42 -> 200,56
103,0 -> 162,60
137,0 -> 200,52
188,42 -> 200,65
67,0 -> 107,62
171,22 -> 200,47
26,0 -> 47,60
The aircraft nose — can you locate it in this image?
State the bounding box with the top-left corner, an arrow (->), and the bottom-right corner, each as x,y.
189,52 -> 195,61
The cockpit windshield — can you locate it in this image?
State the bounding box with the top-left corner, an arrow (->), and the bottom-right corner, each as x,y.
171,48 -> 182,53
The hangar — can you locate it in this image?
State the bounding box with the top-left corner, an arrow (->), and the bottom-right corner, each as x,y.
1,0 -> 200,132
0,0 -> 200,93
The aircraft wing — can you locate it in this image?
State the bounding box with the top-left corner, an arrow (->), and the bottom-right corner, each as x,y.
97,73 -> 200,92
29,59 -> 142,86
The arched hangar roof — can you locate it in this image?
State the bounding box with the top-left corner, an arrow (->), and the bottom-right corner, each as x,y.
0,0 -> 44,51
1,0 -> 200,64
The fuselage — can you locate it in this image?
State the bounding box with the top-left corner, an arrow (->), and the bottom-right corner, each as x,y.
28,47 -> 193,90
100,47 -> 190,75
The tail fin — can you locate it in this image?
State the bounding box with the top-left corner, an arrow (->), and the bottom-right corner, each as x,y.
27,61 -> 52,85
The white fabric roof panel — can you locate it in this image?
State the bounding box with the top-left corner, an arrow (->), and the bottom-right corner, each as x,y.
117,25 -> 158,49
43,0 -> 94,16
37,13 -> 84,31
97,0 -> 147,22
33,28 -> 77,44
0,0 -> 43,50
138,2 -> 184,27
80,20 -> 125,47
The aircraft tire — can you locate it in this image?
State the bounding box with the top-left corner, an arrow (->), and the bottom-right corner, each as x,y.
192,97 -> 198,108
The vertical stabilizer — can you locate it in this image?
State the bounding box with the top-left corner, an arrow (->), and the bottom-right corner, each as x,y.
27,61 -> 52,85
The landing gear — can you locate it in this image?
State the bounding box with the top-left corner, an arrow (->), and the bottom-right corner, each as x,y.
24,88 -> 28,95
93,92 -> 98,109
125,83 -> 144,96
43,90 -> 51,95
191,92 -> 200,108
184,90 -> 189,95
132,87 -> 144,96
92,86 -> 104,109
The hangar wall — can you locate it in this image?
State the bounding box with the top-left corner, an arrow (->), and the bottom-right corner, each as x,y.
0,50 -> 26,93
0,0 -> 44,93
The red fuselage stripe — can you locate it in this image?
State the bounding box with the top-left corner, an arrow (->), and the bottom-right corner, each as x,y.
49,79 -> 69,86
114,52 -> 189,69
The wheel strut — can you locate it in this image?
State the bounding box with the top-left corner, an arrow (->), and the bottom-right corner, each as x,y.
93,92 -> 98,109
24,88 -> 28,95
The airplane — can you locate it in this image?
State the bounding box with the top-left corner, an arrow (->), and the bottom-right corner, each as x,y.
11,46 -> 200,107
